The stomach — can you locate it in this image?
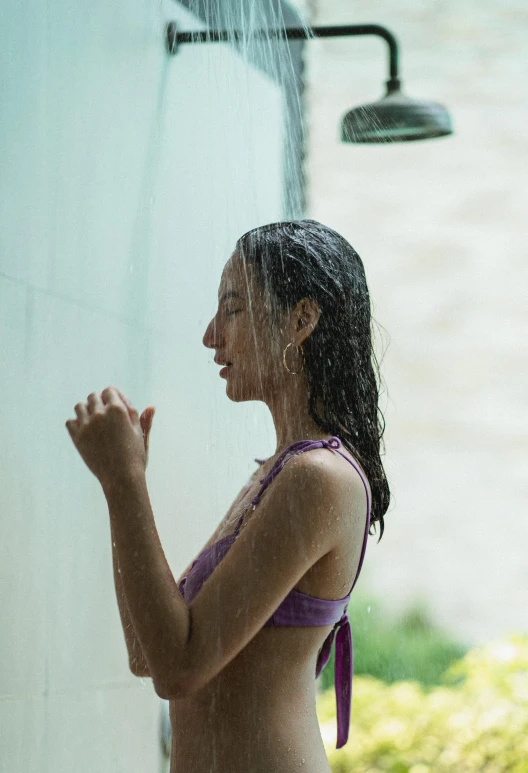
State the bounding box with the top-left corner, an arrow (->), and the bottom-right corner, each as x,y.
168,626 -> 333,773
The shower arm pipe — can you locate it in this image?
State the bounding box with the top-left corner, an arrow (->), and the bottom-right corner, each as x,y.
165,23 -> 401,92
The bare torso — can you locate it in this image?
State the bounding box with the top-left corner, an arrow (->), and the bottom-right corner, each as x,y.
169,443 -> 371,773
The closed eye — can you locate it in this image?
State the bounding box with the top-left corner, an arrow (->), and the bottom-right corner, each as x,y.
226,310 -> 242,317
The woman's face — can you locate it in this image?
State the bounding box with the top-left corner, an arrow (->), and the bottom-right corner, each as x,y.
203,252 -> 287,402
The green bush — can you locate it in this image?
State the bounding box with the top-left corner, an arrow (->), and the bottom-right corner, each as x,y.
316,633 -> 528,773
318,595 -> 468,692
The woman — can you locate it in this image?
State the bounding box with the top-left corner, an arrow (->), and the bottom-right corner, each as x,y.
67,219 -> 390,773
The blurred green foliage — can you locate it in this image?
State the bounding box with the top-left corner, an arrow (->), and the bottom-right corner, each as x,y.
316,614 -> 528,772
318,594 -> 469,692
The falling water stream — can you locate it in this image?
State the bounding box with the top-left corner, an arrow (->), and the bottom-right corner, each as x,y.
155,4 -> 386,773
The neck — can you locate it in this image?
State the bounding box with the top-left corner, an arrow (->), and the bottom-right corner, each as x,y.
266,375 -> 334,456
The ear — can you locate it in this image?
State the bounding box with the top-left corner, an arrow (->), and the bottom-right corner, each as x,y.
295,298 -> 321,338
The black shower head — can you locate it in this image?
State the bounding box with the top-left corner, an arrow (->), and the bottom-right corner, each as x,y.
164,22 -> 454,145
341,82 -> 453,143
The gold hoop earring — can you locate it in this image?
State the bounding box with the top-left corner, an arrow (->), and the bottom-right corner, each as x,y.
283,342 -> 304,375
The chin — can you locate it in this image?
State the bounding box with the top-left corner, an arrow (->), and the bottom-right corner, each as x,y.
225,378 -> 259,404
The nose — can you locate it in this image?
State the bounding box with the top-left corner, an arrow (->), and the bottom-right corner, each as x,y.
202,315 -> 218,349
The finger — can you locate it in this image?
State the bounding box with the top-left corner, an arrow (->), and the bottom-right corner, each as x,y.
104,387 -> 137,417
146,409 -> 155,436
140,406 -> 154,430
65,418 -> 79,436
113,387 -> 133,408
109,386 -> 138,420
142,411 -> 154,447
87,392 -> 104,413
74,403 -> 89,423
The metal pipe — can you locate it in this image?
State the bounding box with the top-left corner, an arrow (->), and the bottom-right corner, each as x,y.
165,22 -> 401,91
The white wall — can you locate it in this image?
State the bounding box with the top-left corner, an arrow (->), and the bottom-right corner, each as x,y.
0,1 -> 297,770
306,0 -> 528,645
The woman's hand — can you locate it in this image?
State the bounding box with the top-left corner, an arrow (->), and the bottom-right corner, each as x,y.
117,387 -> 156,469
139,402 -> 155,470
65,385 -> 155,490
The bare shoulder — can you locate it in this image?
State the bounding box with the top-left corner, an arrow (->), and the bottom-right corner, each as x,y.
291,447 -> 370,537
292,445 -> 368,495
334,447 -> 371,499
264,449 -> 366,540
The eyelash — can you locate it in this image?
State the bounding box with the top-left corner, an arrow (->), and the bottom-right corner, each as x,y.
226,310 -> 242,317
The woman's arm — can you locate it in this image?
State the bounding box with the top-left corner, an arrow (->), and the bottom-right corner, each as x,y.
110,468 -> 260,679
110,519 -> 152,676
111,518 -> 226,678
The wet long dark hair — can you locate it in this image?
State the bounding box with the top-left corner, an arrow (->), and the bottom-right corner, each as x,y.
236,219 -> 390,542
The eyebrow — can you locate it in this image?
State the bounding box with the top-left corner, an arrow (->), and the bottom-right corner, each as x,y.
218,291 -> 245,303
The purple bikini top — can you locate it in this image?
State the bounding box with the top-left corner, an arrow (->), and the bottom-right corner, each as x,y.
178,436 -> 372,749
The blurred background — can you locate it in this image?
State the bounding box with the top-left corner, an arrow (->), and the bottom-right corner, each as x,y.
1,0 -> 526,771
